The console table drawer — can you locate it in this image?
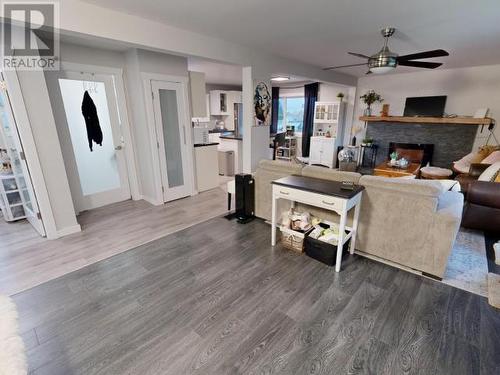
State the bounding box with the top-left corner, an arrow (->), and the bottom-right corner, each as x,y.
273,185 -> 345,211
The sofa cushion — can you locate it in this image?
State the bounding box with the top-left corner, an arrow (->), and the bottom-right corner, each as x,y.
359,175 -> 444,197
302,165 -> 361,183
258,159 -> 302,175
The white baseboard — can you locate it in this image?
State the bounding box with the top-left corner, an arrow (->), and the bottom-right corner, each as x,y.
141,195 -> 163,206
53,224 -> 81,239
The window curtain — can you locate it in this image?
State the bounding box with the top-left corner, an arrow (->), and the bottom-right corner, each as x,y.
270,86 -> 280,134
301,82 -> 319,157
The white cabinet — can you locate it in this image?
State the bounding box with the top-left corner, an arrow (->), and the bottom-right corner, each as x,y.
314,102 -> 341,124
308,136 -> 340,169
312,101 -> 345,139
209,90 -> 229,115
189,71 -> 207,118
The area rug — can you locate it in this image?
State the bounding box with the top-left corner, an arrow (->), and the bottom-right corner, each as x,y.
0,295 -> 27,375
442,228 -> 489,296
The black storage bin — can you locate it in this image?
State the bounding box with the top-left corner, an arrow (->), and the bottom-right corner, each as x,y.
304,225 -> 350,266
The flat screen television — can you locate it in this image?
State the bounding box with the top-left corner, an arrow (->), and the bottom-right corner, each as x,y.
403,96 -> 447,117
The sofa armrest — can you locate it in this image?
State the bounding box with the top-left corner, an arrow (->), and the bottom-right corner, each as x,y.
468,181 -> 500,209
468,163 -> 490,177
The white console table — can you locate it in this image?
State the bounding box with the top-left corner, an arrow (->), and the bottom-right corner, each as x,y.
271,175 -> 364,272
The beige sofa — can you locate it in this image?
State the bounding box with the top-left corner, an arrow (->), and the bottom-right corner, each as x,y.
254,160 -> 463,278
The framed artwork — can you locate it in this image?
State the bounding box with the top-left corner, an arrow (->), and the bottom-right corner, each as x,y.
254,80 -> 271,126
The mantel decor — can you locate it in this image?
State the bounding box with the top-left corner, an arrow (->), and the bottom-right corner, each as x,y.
360,116 -> 494,126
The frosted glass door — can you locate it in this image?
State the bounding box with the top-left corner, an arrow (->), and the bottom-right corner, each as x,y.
159,89 -> 184,188
151,80 -> 192,202
56,72 -> 130,212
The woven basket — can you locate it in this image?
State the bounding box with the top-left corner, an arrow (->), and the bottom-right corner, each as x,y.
280,226 -> 308,253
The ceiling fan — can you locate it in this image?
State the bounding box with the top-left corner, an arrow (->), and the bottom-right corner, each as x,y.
324,27 -> 449,74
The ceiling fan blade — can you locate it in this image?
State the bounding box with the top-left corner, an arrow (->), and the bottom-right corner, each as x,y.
348,52 -> 370,59
397,49 -> 449,61
398,60 -> 442,69
323,63 -> 368,71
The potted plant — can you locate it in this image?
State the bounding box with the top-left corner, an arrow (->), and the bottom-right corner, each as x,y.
389,151 -> 398,166
361,137 -> 373,147
360,90 -> 383,116
336,92 -> 344,102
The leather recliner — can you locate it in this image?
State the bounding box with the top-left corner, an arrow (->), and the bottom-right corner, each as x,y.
462,181 -> 500,233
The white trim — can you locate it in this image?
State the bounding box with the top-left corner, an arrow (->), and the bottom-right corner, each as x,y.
60,62 -> 141,201
2,70 -> 59,238
54,223 -> 82,238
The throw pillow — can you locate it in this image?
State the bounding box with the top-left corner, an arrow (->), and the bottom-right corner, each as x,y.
453,151 -> 476,174
478,161 -> 500,182
482,150 -> 500,164
471,145 -> 499,163
495,172 -> 500,183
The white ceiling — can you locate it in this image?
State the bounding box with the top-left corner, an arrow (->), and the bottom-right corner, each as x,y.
187,58 -> 242,85
83,0 -> 500,77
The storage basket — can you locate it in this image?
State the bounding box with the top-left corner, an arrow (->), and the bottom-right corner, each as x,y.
279,226 -> 311,253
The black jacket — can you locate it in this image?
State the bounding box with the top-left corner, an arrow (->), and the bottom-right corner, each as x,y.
81,90 -> 103,151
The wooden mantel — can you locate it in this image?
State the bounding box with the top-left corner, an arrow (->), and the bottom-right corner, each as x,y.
359,115 -> 494,126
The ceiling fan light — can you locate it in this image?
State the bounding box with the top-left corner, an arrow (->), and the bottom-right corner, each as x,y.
369,66 -> 396,74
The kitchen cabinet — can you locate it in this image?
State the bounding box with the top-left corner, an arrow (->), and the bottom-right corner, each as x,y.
308,136 -> 340,169
194,144 -> 219,192
209,90 -> 229,115
189,71 -> 207,118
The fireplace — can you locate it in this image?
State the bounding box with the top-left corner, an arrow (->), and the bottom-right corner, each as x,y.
365,121 -> 478,168
388,142 -> 434,166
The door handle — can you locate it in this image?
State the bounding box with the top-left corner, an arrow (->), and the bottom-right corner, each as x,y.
322,200 -> 335,206
115,145 -> 123,151
280,190 -> 290,195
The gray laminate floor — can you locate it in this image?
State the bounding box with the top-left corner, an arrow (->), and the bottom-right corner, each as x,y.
13,217 -> 500,375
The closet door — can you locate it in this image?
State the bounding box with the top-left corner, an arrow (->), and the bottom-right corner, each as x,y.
0,80 -> 45,235
151,80 -> 192,202
57,71 -> 131,212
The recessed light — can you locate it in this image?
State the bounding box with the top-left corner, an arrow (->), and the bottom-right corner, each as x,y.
271,76 -> 290,82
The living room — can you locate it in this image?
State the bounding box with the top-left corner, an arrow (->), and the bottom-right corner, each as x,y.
0,1 -> 499,374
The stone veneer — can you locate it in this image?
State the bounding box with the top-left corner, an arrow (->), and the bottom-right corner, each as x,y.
365,122 -> 479,168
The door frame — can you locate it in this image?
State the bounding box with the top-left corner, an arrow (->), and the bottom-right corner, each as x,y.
142,73 -> 196,204
60,62 -> 140,203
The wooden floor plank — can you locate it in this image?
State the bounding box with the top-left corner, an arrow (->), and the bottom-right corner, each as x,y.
10,217 -> 500,375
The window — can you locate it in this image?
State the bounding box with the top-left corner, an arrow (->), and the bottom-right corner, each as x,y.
277,97 -> 304,134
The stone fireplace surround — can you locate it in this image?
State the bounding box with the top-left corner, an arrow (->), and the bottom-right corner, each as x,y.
365,121 -> 479,168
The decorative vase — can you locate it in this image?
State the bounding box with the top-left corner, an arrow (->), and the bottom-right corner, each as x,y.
364,106 -> 372,116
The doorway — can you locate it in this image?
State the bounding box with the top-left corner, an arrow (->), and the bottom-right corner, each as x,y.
56,71 -> 131,213
150,80 -> 193,202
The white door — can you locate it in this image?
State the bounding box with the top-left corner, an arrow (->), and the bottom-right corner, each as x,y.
0,80 -> 45,235
151,80 -> 192,202
309,137 -> 322,164
57,71 -> 131,212
322,138 -> 335,167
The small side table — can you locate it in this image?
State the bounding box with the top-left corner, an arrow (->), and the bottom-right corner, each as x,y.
360,144 -> 378,168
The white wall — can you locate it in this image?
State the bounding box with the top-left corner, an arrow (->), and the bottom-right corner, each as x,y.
15,69 -> 80,237
354,64 -> 500,149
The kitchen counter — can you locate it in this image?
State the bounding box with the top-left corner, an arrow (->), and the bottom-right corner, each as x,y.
194,142 -> 219,147
194,143 -> 219,192
219,133 -> 242,141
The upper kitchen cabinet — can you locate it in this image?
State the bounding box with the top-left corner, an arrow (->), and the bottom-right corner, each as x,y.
189,71 -> 208,119
209,90 -> 229,115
